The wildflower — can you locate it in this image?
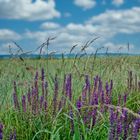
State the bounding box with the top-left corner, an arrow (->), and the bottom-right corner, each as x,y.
0,124 -> 3,140
22,95 -> 26,112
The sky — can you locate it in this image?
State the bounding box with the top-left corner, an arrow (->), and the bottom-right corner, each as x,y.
0,0 -> 140,55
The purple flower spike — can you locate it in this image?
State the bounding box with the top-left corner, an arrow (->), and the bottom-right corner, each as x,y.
9,129 -> 16,140
67,74 -> 72,101
41,68 -> 45,81
0,124 -> 3,140
13,92 -> 20,110
76,97 -> 82,112
40,96 -> 44,110
69,108 -> 74,134
85,75 -> 90,92
98,77 -> 103,95
101,90 -> 105,104
45,81 -> 48,100
44,100 -> 47,112
132,116 -> 140,140
116,118 -> 122,140
27,90 -> 31,106
91,107 -> 97,127
22,95 -> 26,112
109,107 -> 115,140
53,75 -> 59,115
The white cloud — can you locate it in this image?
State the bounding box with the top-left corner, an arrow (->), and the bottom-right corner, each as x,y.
112,0 -> 124,6
104,42 -> 134,53
87,7 -> 140,36
1,6 -> 140,54
24,5 -> 140,54
0,0 -> 60,21
74,0 -> 96,10
0,29 -> 21,40
40,22 -> 61,30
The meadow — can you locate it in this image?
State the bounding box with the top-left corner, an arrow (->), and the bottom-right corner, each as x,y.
0,55 -> 140,140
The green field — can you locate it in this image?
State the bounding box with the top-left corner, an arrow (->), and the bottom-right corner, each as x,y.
0,56 -> 140,140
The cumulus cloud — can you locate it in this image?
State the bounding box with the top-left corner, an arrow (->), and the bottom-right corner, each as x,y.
24,5 -> 140,53
112,0 -> 124,6
87,7 -> 140,36
40,22 -> 61,30
1,6 -> 140,54
104,42 -> 134,53
74,0 -> 96,10
0,0 -> 60,21
0,29 -> 21,41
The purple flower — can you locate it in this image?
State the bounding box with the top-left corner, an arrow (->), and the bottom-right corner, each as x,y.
40,96 -> 44,110
41,68 -> 45,97
41,68 -> 45,81
0,124 -> 3,140
66,74 -> 72,101
76,97 -> 82,112
109,107 -> 115,140
34,71 -> 39,96
13,92 -> 20,110
101,90 -> 105,104
45,81 -> 48,100
116,118 -> 122,140
91,107 -> 97,127
9,129 -> 16,140
69,108 -> 74,134
98,77 -> 103,95
132,116 -> 140,140
53,75 -> 58,115
27,89 -> 31,105
44,100 -> 47,112
22,95 -> 26,112
85,75 -> 90,93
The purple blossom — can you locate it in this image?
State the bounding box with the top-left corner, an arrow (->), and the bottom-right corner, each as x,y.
9,129 -> 16,140
109,107 -> 116,140
41,68 -> 45,97
85,75 -> 90,93
44,100 -> 47,112
101,90 -> 105,104
116,118 -> 122,140
27,89 -> 31,105
41,68 -> 45,81
132,116 -> 140,140
53,75 -> 58,115
13,92 -> 20,110
0,124 -> 3,140
66,74 -> 72,101
45,81 -> 48,100
91,107 -> 97,127
76,97 -> 82,112
40,96 -> 44,110
22,95 -> 26,112
69,108 -> 74,134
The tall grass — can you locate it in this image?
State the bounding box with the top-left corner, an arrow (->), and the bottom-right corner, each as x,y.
0,55 -> 140,139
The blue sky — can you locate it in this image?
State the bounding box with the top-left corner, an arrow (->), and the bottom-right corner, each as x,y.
0,0 -> 140,54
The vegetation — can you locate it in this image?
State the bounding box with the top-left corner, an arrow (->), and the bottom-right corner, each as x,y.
0,55 -> 140,140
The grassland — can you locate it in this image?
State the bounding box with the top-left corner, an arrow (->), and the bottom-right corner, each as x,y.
0,55 -> 140,140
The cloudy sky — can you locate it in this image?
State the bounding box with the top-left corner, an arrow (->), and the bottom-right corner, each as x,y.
0,0 -> 140,54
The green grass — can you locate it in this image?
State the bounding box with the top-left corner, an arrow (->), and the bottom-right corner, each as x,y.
0,56 -> 140,139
